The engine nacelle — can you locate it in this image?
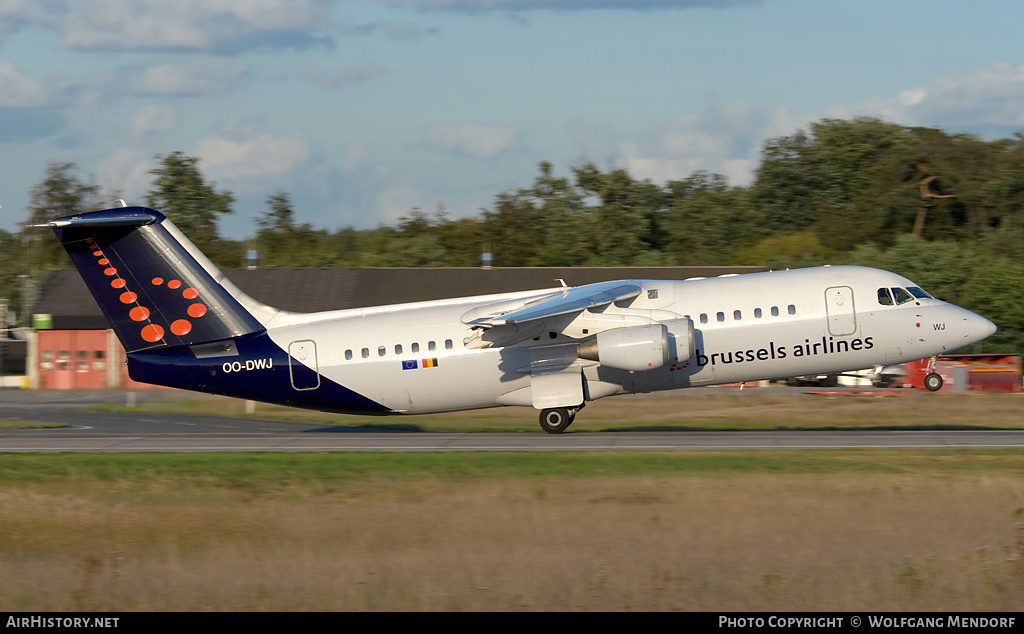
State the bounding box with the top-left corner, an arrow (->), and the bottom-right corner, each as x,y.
578,324 -> 667,371
577,319 -> 694,372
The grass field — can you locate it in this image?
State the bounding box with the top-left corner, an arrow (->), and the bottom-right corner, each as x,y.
3,389 -> 1024,611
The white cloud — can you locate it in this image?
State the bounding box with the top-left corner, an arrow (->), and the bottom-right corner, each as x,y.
607,62 -> 1024,188
422,123 -> 521,158
376,186 -> 420,224
0,0 -> 335,53
376,0 -> 756,11
0,61 -> 51,107
95,148 -> 155,203
129,104 -> 178,138
129,58 -> 250,96
300,62 -> 390,89
867,62 -> 1024,129
194,130 -> 311,183
612,103 -> 772,186
343,139 -> 380,172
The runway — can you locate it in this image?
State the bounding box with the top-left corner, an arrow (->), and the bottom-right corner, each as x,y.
4,429 -> 1024,453
3,392 -> 1024,452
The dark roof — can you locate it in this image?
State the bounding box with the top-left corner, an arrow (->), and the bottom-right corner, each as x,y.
35,266 -> 763,326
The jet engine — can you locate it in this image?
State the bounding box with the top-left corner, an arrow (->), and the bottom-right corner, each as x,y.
577,319 -> 693,371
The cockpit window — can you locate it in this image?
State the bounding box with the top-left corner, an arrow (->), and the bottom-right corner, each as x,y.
879,286 -> 931,306
891,287 -> 915,305
907,286 -> 933,299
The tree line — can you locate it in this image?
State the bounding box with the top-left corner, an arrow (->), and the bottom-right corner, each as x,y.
3,118 -> 1024,351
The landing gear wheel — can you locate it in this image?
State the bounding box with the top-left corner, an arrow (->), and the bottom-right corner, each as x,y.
924,372 -> 943,392
539,408 -> 574,434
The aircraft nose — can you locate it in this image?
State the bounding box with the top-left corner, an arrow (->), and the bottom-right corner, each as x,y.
961,309 -> 997,345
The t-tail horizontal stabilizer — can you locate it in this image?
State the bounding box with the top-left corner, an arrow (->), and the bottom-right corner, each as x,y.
42,207 -> 265,352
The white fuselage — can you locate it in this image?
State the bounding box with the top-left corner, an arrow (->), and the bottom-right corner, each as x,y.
257,266 -> 995,414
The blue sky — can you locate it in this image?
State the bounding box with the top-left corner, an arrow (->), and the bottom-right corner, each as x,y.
2,0 -> 1024,238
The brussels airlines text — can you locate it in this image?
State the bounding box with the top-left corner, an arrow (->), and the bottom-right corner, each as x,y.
697,336 -> 875,367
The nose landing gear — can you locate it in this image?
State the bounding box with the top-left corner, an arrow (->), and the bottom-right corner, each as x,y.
923,356 -> 943,392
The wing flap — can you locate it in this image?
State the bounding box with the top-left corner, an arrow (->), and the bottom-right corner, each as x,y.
463,281 -> 642,328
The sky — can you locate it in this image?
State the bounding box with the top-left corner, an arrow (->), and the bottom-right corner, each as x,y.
2,0 -> 1024,239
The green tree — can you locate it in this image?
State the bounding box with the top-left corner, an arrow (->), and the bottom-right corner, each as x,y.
660,171 -> 756,265
20,162 -> 103,293
846,235 -> 1024,352
145,152 -> 235,262
253,192 -> 347,267
737,230 -> 837,270
358,209 -> 452,267
574,163 -> 662,266
0,229 -> 24,323
751,118 -> 917,246
256,191 -> 296,236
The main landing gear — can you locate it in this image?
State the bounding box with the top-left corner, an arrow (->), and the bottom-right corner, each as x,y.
539,404 -> 585,434
923,356 -> 943,392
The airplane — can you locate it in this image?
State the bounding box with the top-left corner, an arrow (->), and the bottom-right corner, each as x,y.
40,206 -> 997,433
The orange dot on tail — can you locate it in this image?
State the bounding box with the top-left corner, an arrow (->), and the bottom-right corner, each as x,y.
98,258 -> 109,265
140,324 -> 164,342
104,267 -> 117,276
152,277 -> 164,286
129,306 -> 150,321
170,319 -> 192,336
182,287 -> 198,300
168,280 -> 181,289
93,250 -> 103,257
111,279 -> 127,289
187,303 -> 207,318
119,291 -> 137,304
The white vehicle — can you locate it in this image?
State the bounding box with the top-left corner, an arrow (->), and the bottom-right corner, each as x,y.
42,207 -> 996,433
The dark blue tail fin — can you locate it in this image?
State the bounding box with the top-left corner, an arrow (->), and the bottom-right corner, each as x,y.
45,207 -> 265,352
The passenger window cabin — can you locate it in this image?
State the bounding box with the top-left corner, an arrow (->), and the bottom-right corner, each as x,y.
346,338 -> 455,362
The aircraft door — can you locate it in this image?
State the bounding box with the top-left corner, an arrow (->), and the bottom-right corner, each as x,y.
288,339 -> 321,391
825,286 -> 857,336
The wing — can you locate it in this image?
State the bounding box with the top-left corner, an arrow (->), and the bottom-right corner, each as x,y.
461,281 -> 642,348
